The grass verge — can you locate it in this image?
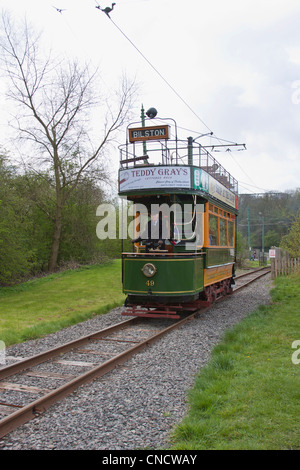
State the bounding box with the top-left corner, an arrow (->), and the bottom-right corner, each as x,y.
170,273 -> 300,450
0,260 -> 125,346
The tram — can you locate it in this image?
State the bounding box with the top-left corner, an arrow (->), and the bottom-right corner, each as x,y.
118,109 -> 239,319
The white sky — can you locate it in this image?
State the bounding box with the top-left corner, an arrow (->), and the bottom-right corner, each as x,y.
1,0 -> 300,194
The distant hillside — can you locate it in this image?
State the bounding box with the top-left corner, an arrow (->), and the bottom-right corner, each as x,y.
237,189 -> 300,250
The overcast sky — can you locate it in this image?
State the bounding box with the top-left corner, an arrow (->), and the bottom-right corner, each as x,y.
1,0 -> 300,194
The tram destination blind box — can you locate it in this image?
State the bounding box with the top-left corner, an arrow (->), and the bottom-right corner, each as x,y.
128,125 -> 170,142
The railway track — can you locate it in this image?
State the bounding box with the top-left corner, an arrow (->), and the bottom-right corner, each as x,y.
233,266 -> 271,292
0,266 -> 270,439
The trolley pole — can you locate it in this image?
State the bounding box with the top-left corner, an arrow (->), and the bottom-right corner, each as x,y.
188,136 -> 193,165
141,104 -> 148,163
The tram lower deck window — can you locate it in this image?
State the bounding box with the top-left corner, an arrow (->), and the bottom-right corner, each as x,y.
208,203 -> 235,247
228,220 -> 234,246
220,218 -> 227,246
209,214 -> 219,245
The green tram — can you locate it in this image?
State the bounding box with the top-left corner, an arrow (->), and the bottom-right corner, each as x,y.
118,111 -> 239,319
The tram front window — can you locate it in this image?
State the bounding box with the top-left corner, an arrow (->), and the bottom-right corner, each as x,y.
132,209 -> 169,251
130,198 -> 171,251
130,195 -> 204,252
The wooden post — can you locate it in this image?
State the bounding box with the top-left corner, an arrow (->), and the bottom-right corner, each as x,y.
271,258 -> 275,280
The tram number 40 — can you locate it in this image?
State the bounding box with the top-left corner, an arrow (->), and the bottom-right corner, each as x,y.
146,280 -> 155,287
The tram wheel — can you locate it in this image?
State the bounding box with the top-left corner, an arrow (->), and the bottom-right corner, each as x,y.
205,285 -> 217,304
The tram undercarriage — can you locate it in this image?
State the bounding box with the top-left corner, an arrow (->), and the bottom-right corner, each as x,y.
122,276 -> 235,319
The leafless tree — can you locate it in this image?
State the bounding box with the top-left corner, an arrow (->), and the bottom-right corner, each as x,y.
0,12 -> 136,271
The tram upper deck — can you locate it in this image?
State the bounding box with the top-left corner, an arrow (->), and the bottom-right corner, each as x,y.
118,121 -> 239,210
118,118 -> 241,266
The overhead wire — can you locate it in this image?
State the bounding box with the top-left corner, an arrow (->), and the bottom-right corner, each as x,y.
104,14 -> 260,191
238,180 -> 278,193
107,16 -> 215,135
56,5 -> 241,152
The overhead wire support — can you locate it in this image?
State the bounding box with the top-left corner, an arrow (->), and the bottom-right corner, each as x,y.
205,143 -> 247,151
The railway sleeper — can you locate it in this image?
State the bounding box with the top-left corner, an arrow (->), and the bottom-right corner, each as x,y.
122,304 -> 181,319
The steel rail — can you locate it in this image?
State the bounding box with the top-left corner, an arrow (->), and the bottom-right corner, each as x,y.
0,267 -> 270,439
234,266 -> 270,280
233,267 -> 271,292
0,317 -> 140,381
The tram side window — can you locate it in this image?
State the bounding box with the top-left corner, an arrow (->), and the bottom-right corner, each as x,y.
209,214 -> 219,246
228,220 -> 234,246
208,204 -> 235,247
220,218 -> 227,246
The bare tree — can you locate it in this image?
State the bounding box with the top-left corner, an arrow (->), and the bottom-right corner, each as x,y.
0,12 -> 136,271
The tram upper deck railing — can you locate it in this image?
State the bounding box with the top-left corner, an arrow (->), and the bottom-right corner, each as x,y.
118,138 -> 238,195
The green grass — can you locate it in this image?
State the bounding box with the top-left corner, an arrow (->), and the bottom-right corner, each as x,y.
0,260 -> 125,346
170,273 -> 300,450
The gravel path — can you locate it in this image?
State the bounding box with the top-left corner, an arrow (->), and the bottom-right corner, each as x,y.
0,275 -> 273,450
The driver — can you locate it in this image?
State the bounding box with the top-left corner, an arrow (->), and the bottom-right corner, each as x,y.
131,211 -> 168,251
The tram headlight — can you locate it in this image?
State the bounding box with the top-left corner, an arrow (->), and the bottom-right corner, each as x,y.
141,263 -> 157,278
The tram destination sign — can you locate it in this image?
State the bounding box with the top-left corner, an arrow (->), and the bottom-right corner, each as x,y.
128,125 -> 170,143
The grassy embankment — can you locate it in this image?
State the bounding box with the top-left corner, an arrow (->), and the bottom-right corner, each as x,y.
0,259 -> 125,347
170,273 -> 300,450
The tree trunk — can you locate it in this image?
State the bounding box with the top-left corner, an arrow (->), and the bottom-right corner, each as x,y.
48,197 -> 63,272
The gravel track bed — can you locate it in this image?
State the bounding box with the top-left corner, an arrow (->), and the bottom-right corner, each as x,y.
0,275 -> 272,450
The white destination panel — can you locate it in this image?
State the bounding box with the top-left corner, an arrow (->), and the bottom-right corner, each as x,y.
119,166 -> 191,192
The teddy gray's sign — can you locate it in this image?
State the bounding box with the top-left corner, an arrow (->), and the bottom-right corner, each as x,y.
119,166 -> 191,192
